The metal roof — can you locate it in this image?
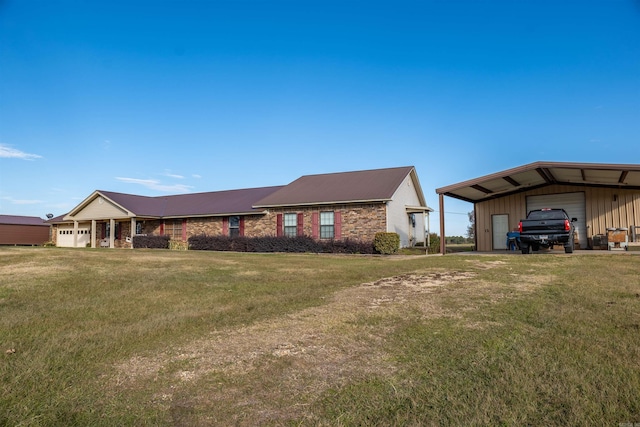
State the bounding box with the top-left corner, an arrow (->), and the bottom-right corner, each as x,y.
254,166 -> 421,207
0,215 -> 48,226
436,161 -> 640,203
54,166 -> 429,222
63,186 -> 284,221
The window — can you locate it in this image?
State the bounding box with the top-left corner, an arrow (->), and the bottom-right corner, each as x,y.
165,220 -> 183,240
284,213 -> 297,237
136,222 -> 143,235
229,216 -> 240,238
320,211 -> 334,239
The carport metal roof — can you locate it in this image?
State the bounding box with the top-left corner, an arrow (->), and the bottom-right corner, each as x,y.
435,161 -> 640,253
436,161 -> 640,204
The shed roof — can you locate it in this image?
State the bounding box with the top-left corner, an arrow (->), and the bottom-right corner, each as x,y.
436,161 -> 640,203
254,166 -> 420,207
0,215 -> 48,226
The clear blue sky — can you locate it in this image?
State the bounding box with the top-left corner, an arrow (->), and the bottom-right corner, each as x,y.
1,1 -> 639,236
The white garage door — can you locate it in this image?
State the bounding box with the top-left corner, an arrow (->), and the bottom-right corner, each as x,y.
526,192 -> 586,247
57,226 -> 91,247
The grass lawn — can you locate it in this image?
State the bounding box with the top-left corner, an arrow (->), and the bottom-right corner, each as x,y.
1,248 -> 639,426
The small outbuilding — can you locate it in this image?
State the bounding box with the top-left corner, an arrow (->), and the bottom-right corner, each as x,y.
436,161 -> 640,252
0,215 -> 50,246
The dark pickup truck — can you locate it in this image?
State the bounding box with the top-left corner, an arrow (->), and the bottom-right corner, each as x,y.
518,208 -> 577,254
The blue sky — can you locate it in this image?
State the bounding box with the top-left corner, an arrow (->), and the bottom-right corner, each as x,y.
1,0 -> 639,236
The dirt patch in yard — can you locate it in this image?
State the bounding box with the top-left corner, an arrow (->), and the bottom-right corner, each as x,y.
108,270 -> 491,423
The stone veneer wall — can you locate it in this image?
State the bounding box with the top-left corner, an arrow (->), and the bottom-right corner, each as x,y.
267,203 -> 387,241
185,217 -> 223,237
53,203 -> 387,248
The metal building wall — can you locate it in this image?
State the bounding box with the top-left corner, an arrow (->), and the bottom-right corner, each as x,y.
475,185 -> 640,251
0,224 -> 50,245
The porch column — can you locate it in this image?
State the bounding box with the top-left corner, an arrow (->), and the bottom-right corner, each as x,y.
73,221 -> 79,248
109,218 -> 115,248
91,220 -> 96,248
130,217 -> 136,249
423,212 -> 428,254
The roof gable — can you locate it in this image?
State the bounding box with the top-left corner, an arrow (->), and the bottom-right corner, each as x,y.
254,166 -> 417,207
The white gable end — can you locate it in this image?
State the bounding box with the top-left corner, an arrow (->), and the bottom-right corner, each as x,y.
387,172 -> 428,247
71,196 -> 129,220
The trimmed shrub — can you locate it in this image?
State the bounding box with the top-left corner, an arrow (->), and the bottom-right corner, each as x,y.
320,238 -> 375,254
373,232 -> 400,255
188,234 -> 374,254
132,235 -> 171,249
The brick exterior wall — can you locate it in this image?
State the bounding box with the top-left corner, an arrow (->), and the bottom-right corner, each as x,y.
54,203 -> 388,247
153,204 -> 387,243
266,203 -> 387,241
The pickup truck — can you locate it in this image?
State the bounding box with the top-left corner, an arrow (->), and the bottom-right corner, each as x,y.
518,208 -> 577,254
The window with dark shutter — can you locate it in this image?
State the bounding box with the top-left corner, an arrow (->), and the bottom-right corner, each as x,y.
320,211 -> 334,239
284,213 -> 297,237
229,216 -> 240,238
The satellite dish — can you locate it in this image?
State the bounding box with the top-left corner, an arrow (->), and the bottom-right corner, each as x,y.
46,213 -> 54,219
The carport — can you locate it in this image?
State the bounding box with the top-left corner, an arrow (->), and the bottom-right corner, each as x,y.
436,161 -> 640,254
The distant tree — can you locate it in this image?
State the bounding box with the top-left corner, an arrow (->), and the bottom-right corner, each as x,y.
466,210 -> 475,242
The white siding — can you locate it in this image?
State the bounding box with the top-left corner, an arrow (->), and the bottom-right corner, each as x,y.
387,174 -> 424,247
73,196 -> 128,220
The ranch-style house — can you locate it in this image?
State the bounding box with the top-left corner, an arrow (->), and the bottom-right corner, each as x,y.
49,166 -> 432,249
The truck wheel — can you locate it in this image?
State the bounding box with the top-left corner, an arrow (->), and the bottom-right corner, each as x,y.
521,245 -> 531,254
564,238 -> 574,253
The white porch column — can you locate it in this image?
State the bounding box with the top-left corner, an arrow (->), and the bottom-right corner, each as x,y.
109,218 -> 115,248
130,218 -> 136,249
73,221 -> 79,248
91,220 -> 96,248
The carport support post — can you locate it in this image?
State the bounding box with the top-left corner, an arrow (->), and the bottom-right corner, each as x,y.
439,193 -> 446,255
91,220 -> 96,248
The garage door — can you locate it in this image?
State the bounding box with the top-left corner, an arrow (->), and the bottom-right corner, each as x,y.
526,192 -> 586,247
57,226 -> 91,247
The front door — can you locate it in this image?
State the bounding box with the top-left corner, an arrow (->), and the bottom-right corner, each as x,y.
492,214 -> 509,250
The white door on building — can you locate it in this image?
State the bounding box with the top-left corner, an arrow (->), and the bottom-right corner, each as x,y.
492,214 -> 509,250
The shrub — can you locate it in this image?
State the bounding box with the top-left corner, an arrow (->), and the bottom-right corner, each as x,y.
373,232 -> 400,255
188,234 -> 374,254
169,240 -> 188,251
132,235 -> 170,249
428,233 -> 440,254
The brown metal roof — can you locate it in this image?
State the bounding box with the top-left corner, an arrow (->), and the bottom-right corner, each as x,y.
0,215 -> 48,226
60,186 -> 285,221
436,161 -> 640,203
254,166 -> 417,207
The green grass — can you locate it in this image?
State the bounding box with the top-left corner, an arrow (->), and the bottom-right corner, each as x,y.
1,248 -> 639,426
